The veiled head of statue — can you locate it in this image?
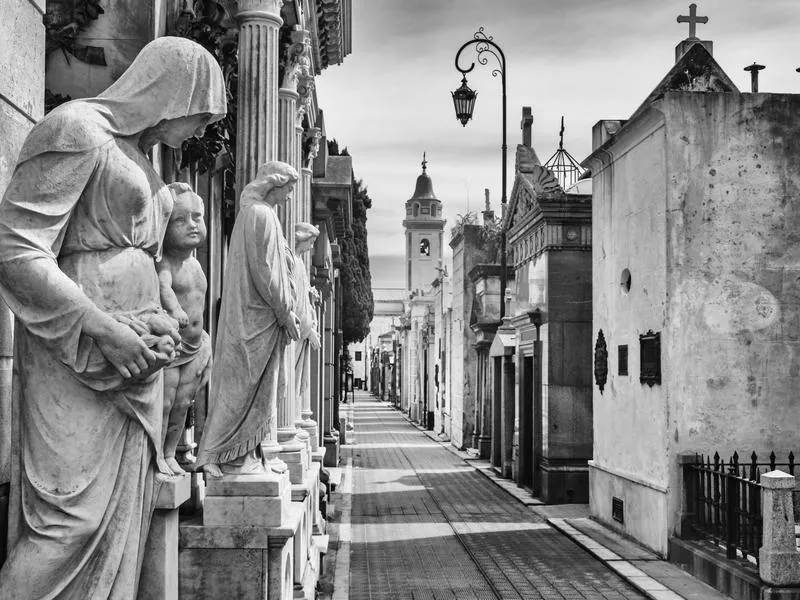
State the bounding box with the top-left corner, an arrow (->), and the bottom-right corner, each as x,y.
241,162 -> 300,210
99,36 -> 227,136
17,36 -> 228,163
295,222 -> 320,250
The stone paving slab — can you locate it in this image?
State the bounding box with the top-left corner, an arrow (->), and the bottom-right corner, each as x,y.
548,518 -> 732,600
342,393 -> 647,600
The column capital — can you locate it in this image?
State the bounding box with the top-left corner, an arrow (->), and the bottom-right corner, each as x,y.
303,127 -> 322,169
228,0 -> 284,25
282,27 -> 311,92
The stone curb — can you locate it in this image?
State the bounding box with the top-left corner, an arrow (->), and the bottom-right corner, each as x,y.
547,518 -> 687,600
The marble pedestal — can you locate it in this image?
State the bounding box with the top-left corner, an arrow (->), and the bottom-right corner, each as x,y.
280,446 -> 308,485
322,430 -> 339,468
180,501 -> 303,600
138,474 -> 191,600
204,472 -> 291,528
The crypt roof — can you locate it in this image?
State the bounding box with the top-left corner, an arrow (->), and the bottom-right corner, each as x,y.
628,41 -> 739,124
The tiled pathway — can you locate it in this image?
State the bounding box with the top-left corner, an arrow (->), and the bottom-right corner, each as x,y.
344,393 -> 646,600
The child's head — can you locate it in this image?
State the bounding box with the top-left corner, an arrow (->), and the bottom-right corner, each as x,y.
295,222 -> 319,253
166,182 -> 206,250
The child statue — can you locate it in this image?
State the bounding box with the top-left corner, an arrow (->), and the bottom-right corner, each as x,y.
157,182 -> 213,476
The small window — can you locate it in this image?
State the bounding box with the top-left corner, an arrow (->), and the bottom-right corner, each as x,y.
618,345 -> 628,376
419,238 -> 430,256
431,204 -> 437,217
354,351 -> 362,361
413,203 -> 420,217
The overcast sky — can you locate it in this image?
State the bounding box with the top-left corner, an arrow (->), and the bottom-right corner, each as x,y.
315,0 -> 800,289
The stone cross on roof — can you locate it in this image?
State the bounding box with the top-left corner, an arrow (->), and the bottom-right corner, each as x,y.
677,3 -> 708,40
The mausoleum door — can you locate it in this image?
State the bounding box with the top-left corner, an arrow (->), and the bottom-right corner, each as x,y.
519,354 -> 534,489
532,340 -> 543,496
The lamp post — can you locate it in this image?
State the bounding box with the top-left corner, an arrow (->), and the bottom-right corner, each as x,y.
452,27 -> 508,318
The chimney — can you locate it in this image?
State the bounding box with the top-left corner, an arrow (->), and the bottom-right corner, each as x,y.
482,188 -> 494,224
521,106 -> 533,148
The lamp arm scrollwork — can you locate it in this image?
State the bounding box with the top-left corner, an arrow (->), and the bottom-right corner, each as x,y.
454,27 -> 506,80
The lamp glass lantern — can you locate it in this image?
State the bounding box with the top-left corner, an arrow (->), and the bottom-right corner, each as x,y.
451,77 -> 477,126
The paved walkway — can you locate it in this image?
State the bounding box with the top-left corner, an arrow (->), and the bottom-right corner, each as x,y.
341,393 -> 647,600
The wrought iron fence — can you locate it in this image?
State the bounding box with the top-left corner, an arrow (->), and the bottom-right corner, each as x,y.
683,451 -> 794,562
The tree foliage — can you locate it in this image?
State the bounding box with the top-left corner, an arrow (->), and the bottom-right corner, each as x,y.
328,140 -> 373,346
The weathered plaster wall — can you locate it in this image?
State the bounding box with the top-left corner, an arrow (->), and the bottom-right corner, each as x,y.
591,113 -> 669,484
661,91 -> 800,533
589,111 -> 669,552
0,0 -> 45,567
449,239 -> 467,447
449,226 -> 488,449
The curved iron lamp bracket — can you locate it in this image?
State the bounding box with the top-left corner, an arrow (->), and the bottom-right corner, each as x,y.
454,27 -> 506,80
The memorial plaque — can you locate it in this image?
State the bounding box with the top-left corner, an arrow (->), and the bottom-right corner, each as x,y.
639,330 -> 661,387
594,330 -> 608,393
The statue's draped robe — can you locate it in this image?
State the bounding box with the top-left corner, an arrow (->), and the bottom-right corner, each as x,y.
0,37 -> 225,600
292,253 -> 316,400
196,201 -> 295,466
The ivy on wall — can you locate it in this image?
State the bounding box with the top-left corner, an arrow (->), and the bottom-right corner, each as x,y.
44,0 -> 107,66
176,2 -> 238,174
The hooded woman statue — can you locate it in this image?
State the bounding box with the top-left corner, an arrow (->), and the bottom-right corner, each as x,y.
0,37 -> 226,599
196,161 -> 301,478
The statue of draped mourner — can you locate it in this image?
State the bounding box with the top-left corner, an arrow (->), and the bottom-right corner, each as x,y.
0,37 -> 226,599
196,161 -> 302,478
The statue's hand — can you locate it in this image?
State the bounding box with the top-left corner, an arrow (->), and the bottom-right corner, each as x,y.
172,308 -> 190,329
144,313 -> 181,344
309,329 -> 321,350
94,320 -> 158,380
283,311 -> 301,342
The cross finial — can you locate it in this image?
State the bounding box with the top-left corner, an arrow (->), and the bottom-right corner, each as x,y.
677,3 -> 708,40
422,152 -> 427,173
559,116 -> 565,151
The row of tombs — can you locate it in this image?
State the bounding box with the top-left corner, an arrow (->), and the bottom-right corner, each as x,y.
374,24 -> 800,595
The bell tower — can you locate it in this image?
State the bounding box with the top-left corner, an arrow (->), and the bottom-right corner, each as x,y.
402,153 -> 446,292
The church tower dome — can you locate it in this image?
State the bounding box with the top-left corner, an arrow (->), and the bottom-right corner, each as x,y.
402,153 -> 446,292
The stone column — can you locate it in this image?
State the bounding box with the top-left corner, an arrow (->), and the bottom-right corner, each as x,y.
233,0 -> 283,203
275,84 -> 304,457
759,470 -> 800,586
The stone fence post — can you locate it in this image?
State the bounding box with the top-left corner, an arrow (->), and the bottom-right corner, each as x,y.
760,470 -> 800,586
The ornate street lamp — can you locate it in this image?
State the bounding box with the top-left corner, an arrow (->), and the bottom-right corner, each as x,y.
452,27 -> 508,317
451,77 -> 477,126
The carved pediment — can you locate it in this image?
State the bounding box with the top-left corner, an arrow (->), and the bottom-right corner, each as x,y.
506,165 -> 563,231
529,165 -> 562,196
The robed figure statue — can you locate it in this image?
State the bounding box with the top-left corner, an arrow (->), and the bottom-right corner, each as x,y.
196,162 -> 301,477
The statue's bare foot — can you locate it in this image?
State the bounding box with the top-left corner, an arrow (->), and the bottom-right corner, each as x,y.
203,463 -> 224,478
166,457 -> 187,476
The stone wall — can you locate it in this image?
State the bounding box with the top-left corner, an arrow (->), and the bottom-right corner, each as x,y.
588,108 -> 671,553
590,91 -> 800,556
449,225 -> 489,449
46,0 -> 157,99
661,91 -> 800,535
0,0 -> 45,567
